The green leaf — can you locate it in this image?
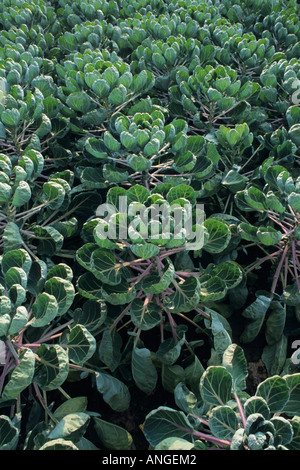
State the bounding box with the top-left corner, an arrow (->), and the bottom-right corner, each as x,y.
244,397 -> 271,420
200,275 -> 227,301
1,108 -> 20,127
212,261 -> 243,290
0,416 -> 19,450
282,374 -> 300,416
95,372 -> 130,412
2,222 -> 23,252
143,406 -> 194,447
91,248 -> 122,285
163,277 -> 200,312
257,226 -> 282,246
238,222 -> 259,242
44,277 -> 75,316
222,344 -> 248,392
12,181 -> 31,207
64,324 -> 96,364
1,248 -> 32,275
72,299 -> 107,333
120,131 -> 137,151
66,92 -> 91,114
76,243 -> 97,271
102,67 -> 119,88
200,366 -> 232,406
131,346 -> 158,394
34,226 -> 64,257
222,170 -> 247,193
155,437 -> 194,450
203,218 -> 231,254
130,298 -> 161,330
93,417 -> 134,450
34,344 -> 69,391
156,333 -> 186,366
205,310 -> 232,357
76,272 -> 103,300
2,349 -> 35,400
144,138 -> 160,157
127,154 -> 151,172
256,376 -> 290,413
265,301 -> 286,345
130,243 -> 159,260
85,138 -> 108,159
48,413 -> 90,443
101,280 -> 136,305
103,131 -> 121,152
288,192 -> 300,211
92,79 -> 110,99
244,187 -> 267,211
240,295 -> 271,343
5,266 -> 27,290
38,439 -> 79,450
98,328 -> 122,372
108,84 -> 127,106
167,184 -> 196,205
8,306 -> 28,335
53,397 -> 88,421
42,181 -> 65,209
209,405 -> 239,440
288,417 -> 300,450
271,416 -> 294,446
127,184 -> 150,204
0,182 -> 12,204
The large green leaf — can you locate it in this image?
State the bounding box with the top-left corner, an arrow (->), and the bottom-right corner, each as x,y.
93,417 -> 134,450
130,298 -> 161,330
101,280 -> 136,305
163,277 -> 200,312
0,416 -> 19,450
208,405 -> 239,440
98,328 -> 122,372
72,299 -> 107,333
31,293 -> 59,328
91,249 -> 123,285
222,344 -> 248,392
282,374 -> 300,416
143,407 -> 194,447
203,218 -> 231,254
255,376 -> 290,413
131,346 -> 158,394
66,91 -> 91,113
95,372 -> 130,412
200,366 -> 232,406
48,413 -> 90,443
34,344 -> 69,391
64,325 -> 96,364
240,295 -> 271,343
44,277 -> 75,316
2,349 -> 35,400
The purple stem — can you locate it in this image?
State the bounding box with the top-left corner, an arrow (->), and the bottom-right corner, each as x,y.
234,392 -> 247,428
271,244 -> 290,295
291,239 -> 300,291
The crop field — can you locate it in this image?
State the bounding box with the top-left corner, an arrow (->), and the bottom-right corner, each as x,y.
0,0 -> 300,452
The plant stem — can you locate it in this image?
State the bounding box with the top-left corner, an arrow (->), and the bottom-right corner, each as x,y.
234,392 -> 247,428
271,244 -> 290,295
